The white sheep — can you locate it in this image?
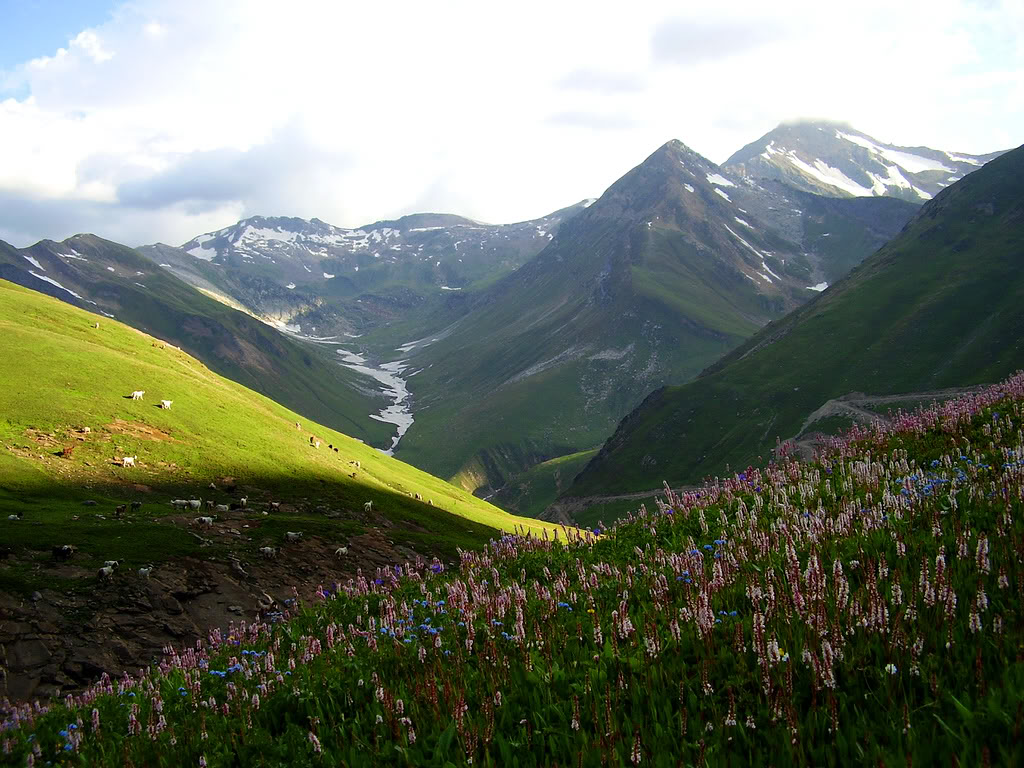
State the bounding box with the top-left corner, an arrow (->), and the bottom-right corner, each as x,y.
122,455 -> 136,468
259,546 -> 277,559
269,502 -> 281,512
295,421 -> 301,430
170,499 -> 189,509
335,546 -> 348,557
187,499 -> 202,510
160,400 -> 172,410
130,390 -> 145,400
239,496 -> 248,508
193,516 -> 214,527
93,322 -> 100,329
138,567 -> 152,578
98,566 -> 115,580
284,531 -> 303,542
363,501 -> 372,512
103,560 -> 120,569
8,514 -> 22,521
214,504 -> 229,513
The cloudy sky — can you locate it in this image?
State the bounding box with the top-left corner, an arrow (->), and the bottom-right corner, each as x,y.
1,0 -> 1021,247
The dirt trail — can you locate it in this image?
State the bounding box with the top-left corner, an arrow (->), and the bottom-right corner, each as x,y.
541,485 -> 700,525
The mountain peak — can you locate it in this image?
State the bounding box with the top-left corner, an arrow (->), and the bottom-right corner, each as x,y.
724,123 -> 1005,203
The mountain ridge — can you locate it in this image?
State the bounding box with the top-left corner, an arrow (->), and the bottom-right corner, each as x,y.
565,141 -> 1024,507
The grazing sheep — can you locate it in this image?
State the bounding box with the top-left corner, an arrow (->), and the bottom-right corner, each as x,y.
52,544 -> 76,561
7,512 -> 23,521
259,546 -> 277,559
160,400 -> 172,410
334,546 -> 348,557
137,567 -> 152,578
309,435 -> 321,449
122,455 -> 136,468
130,501 -> 142,512
130,390 -> 145,400
114,504 -> 126,519
239,496 -> 248,508
414,493 -> 422,501
103,560 -> 120,569
284,531 -> 303,542
269,502 -> 281,512
170,499 -> 189,509
363,501 -> 372,512
351,460 -> 361,469
193,516 -> 214,528
214,504 -> 229,513
333,447 -> 339,453
98,566 -> 115,580
93,322 -> 100,329
295,421 -> 301,430
204,500 -> 214,511
208,482 -> 217,490
187,499 -> 202,510
427,499 -> 433,506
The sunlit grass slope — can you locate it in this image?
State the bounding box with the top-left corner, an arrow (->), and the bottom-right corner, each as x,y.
0,280 -> 559,578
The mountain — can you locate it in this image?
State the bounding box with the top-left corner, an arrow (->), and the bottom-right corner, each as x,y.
0,234 -> 394,446
141,203 -> 592,337
0,279 -> 556,700
565,142 -> 1024,513
724,120 -> 1006,203
386,140 -> 919,502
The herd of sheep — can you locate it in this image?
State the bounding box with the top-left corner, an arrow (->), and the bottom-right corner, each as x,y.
3,381 -> 441,590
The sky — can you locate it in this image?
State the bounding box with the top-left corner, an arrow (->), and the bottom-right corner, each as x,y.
0,0 -> 1021,247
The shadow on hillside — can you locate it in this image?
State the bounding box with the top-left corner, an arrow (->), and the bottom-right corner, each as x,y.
0,468 -> 514,561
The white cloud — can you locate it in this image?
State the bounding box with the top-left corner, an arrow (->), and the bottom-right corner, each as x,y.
0,0 -> 1021,247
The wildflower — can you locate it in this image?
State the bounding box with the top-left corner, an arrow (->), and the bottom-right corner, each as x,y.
885,663 -> 897,675
308,731 -> 322,754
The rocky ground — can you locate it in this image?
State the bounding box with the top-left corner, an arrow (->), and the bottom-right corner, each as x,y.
0,514 -> 429,703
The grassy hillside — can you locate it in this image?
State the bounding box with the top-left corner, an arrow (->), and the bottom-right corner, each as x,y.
0,235 -> 394,447
568,143 -> 1024,500
0,279 -> 559,569
2,374 -> 1021,766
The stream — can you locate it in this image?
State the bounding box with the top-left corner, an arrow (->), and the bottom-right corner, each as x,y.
336,348 -> 414,455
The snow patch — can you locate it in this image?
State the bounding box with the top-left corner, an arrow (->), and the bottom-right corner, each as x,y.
187,245 -> 217,261
706,172 -> 735,187
684,183 -> 695,193
324,273 -> 335,279
785,152 -> 873,197
581,198 -> 597,207
440,286 -> 461,291
22,254 -> 44,271
714,188 -> 732,202
735,217 -> 753,228
28,271 -> 95,304
286,283 -> 296,290
806,282 -> 828,292
945,152 -> 981,166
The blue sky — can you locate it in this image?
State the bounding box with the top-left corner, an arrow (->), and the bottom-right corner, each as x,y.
0,0 -> 115,70
0,0 -> 1021,247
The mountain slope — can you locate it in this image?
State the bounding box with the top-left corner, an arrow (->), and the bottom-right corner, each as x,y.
567,142 -> 1024,503
0,235 -> 392,446
389,140 -> 918,499
725,121 -> 1006,203
0,279 -> 558,699
141,203 -> 591,337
